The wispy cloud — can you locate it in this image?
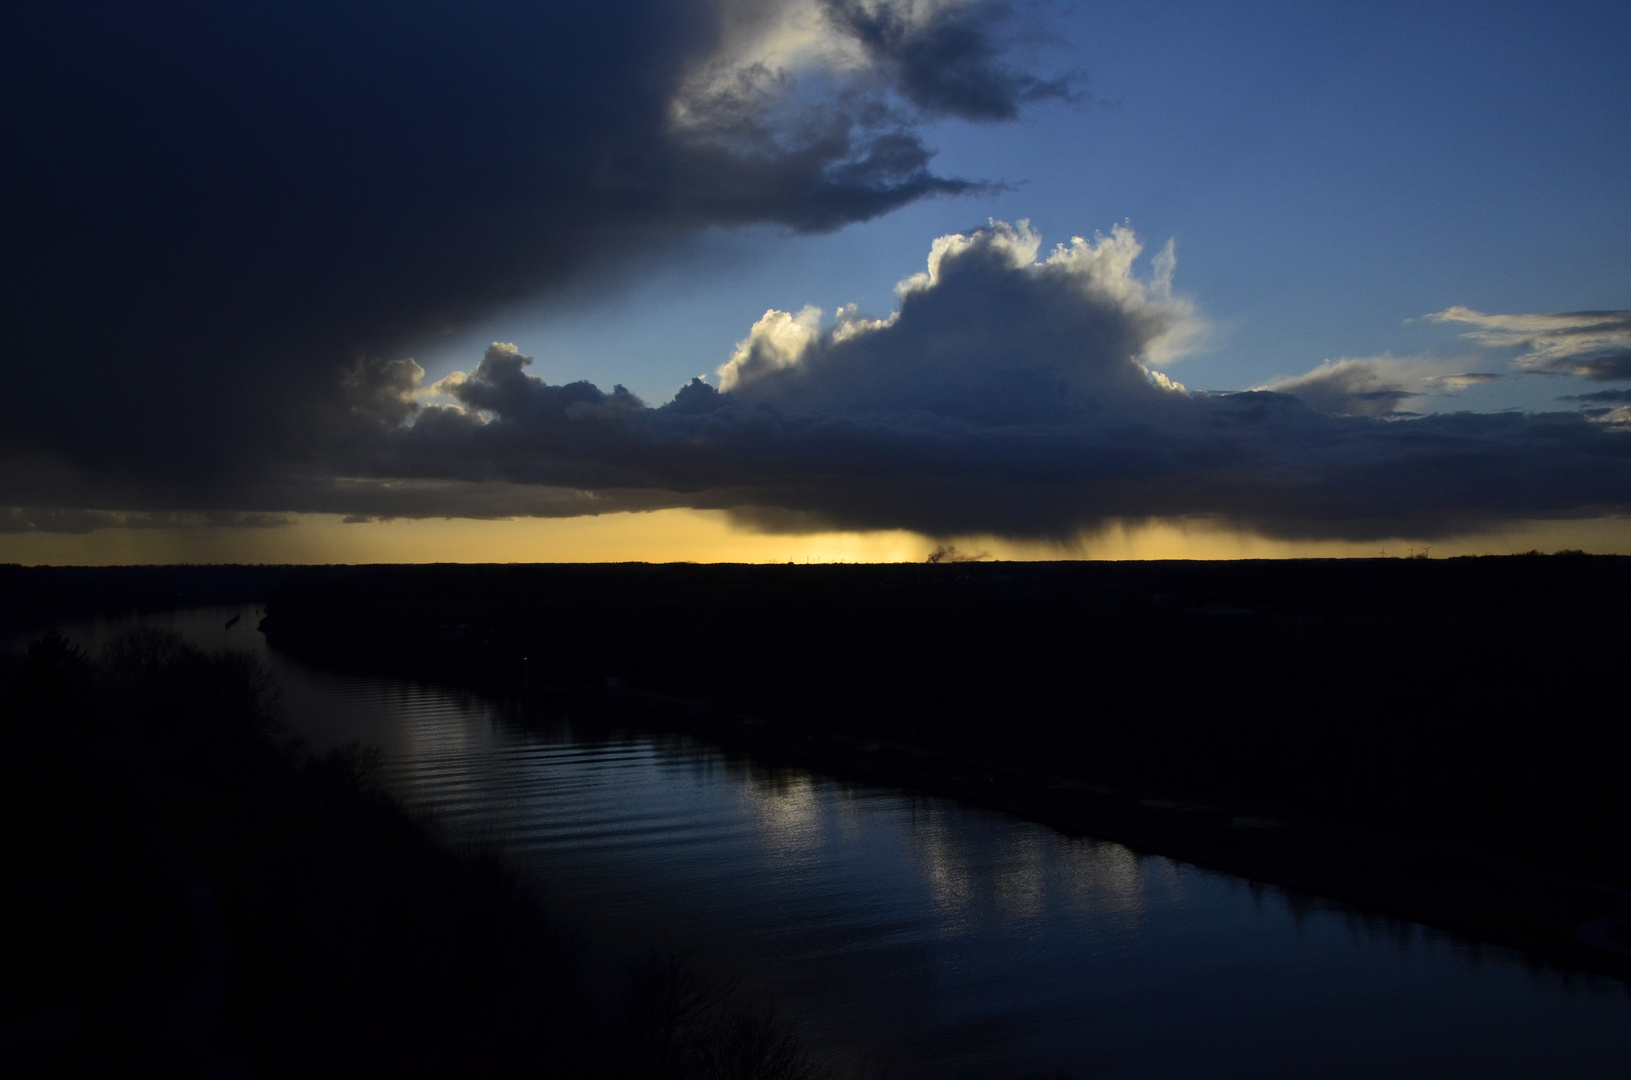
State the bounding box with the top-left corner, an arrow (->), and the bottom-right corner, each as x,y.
1258,356 -> 1503,418
1427,307 -> 1631,380
1561,389 -> 1631,403
1258,358 -> 1419,419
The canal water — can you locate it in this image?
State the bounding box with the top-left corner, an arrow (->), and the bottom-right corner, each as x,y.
51,607 -> 1631,1078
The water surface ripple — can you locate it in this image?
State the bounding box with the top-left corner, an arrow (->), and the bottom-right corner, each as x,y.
57,608 -> 1631,1079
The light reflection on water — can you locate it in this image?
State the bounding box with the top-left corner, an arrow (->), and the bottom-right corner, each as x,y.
45,608 -> 1631,1079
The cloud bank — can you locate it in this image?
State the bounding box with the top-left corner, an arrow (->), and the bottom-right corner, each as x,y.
0,0 -> 1063,514
326,223 -> 1631,541
4,4 -> 1625,546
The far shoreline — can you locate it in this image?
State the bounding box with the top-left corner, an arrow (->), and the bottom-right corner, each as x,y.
260,620 -> 1631,988
9,558 -> 1628,986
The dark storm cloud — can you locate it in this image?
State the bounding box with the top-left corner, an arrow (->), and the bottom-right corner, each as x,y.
824,0 -> 1078,119
1561,389 -> 1631,404
0,508 -> 292,536
0,0 -> 1054,515
329,224 -> 1631,540
8,2 -> 1625,545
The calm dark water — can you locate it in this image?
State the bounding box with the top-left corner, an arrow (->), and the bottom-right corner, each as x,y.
52,608 -> 1631,1078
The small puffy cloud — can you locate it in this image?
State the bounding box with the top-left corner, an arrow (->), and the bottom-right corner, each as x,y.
1428,307 -> 1631,380
445,343 -> 646,421
341,358 -> 429,428
1557,389 -> 1631,430
1584,406 -> 1631,429
719,307 -> 827,390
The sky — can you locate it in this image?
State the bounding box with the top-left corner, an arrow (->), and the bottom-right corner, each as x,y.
3,0 -> 1628,564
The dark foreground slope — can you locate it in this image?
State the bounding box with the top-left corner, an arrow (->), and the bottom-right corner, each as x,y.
261,556 -> 1631,977
0,631 -> 594,1077
0,630 -> 828,1079
0,564 -> 294,641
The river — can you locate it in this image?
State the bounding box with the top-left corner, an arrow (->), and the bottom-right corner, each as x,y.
51,606 -> 1631,1078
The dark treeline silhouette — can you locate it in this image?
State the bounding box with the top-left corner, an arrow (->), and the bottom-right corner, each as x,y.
0,628 -> 828,1078
254,556 -> 1631,969
0,564 -> 296,641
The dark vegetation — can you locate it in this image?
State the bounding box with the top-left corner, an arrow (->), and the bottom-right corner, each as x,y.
0,625 -> 828,1078
0,564 -> 292,642
259,557 -> 1629,880
4,553 -> 1627,1073
254,556 -> 1631,970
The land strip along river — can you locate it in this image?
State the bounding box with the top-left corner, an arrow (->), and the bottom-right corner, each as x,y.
50,607 -> 1631,1078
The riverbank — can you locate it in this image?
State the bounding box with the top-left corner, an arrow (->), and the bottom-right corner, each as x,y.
0,629 -> 597,1077
250,645 -> 1631,985
253,557 -> 1631,983
0,628 -> 831,1078
594,685 -> 1631,983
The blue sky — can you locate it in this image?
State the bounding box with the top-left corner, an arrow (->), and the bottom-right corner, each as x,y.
4,0 -> 1628,558
422,1 -> 1630,413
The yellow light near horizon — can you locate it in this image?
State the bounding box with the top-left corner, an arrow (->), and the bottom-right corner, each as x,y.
2,508 -> 1629,566
981,516 -> 1631,561
0,509 -> 929,565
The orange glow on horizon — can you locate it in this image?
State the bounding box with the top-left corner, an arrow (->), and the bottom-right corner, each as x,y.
2,508 -> 1629,566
